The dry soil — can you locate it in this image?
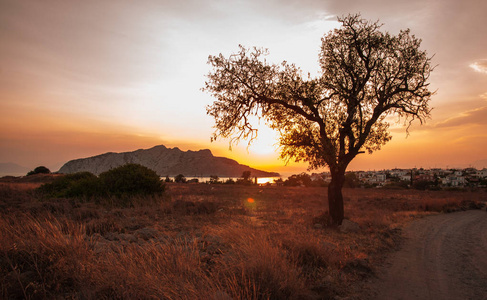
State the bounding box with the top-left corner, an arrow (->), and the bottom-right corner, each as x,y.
369,210 -> 487,300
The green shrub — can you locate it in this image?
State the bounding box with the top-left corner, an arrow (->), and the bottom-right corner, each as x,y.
99,164 -> 164,197
37,172 -> 100,198
99,164 -> 164,198
37,164 -> 164,206
27,166 -> 51,176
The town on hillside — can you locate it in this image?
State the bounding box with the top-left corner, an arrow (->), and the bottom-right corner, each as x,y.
303,168 -> 487,189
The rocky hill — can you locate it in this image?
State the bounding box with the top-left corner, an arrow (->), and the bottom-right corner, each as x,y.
58,145 -> 279,177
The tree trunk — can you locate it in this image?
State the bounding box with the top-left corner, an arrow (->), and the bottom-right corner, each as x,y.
328,168 -> 346,226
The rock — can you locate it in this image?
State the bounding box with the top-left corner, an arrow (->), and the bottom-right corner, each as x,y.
339,220 -> 361,233
314,223 -> 324,229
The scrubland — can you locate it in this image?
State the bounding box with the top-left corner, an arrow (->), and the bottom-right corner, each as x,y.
1,179 -> 485,299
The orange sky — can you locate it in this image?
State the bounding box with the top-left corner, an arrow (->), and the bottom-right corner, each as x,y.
1,0 -> 487,175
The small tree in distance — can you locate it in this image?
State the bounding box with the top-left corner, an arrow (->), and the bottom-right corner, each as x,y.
241,171 -> 251,181
237,170 -> 252,185
209,175 -> 220,184
174,174 -> 186,183
204,14 -> 434,225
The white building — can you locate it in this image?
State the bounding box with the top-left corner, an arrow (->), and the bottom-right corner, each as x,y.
400,175 -> 411,182
477,168 -> 487,179
442,176 -> 466,187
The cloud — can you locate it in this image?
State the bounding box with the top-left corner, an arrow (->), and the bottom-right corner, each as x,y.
434,106 -> 487,128
470,60 -> 487,74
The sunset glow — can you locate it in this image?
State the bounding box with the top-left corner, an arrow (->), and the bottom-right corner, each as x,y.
1,0 -> 486,173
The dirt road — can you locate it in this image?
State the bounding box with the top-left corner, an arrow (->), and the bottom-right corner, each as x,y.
370,210 -> 487,300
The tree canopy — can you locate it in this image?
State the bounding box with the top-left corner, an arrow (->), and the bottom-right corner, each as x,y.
204,14 -> 434,225
27,166 -> 51,176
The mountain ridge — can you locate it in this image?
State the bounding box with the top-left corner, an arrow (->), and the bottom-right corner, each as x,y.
58,145 -> 279,177
0,163 -> 30,176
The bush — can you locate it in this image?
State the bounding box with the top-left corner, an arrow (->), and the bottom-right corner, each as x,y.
344,172 -> 360,188
209,175 -> 220,184
99,164 -> 164,198
412,180 -> 435,191
174,174 -> 186,183
382,180 -> 409,189
37,172 -> 101,198
37,164 -> 164,206
27,166 -> 51,176
284,173 -> 312,187
236,171 -> 253,185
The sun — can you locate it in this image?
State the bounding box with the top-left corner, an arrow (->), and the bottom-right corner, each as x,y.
247,122 -> 279,155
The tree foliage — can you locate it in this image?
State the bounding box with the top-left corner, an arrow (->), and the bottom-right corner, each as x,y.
284,173 -> 313,187
344,172 -> 360,188
98,164 -> 164,198
27,166 -> 51,176
37,164 -> 164,206
174,174 -> 186,183
209,175 -> 220,184
37,172 -> 101,198
204,14 -> 434,224
241,171 -> 252,181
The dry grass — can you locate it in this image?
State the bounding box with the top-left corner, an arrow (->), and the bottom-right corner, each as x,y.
0,182 -> 485,299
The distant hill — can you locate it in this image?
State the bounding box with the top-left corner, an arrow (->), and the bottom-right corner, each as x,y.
0,163 -> 30,176
471,159 -> 487,169
58,145 -> 279,178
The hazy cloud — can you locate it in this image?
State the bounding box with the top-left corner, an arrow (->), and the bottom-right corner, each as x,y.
470,60 -> 487,74
434,106 -> 487,128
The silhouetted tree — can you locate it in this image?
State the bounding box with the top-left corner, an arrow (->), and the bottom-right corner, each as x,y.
236,170 -> 253,185
224,178 -> 236,184
174,174 -> 186,183
284,173 -> 312,187
241,171 -> 251,181
274,178 -> 284,186
204,14 -> 434,225
209,175 -> 220,184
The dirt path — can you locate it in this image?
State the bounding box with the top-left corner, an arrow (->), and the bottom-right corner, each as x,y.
369,210 -> 487,300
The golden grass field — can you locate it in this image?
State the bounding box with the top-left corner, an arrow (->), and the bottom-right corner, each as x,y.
1,179 -> 485,299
